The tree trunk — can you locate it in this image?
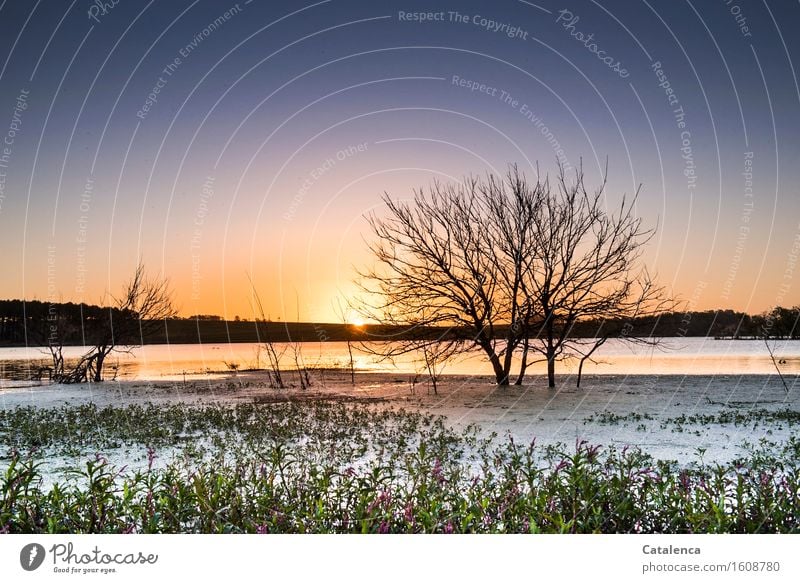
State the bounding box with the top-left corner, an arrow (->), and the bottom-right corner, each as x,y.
545,314 -> 556,388
515,337 -> 530,385
496,368 -> 510,385
502,340 -> 515,385
483,345 -> 509,385
424,347 -> 438,395
93,352 -> 105,382
346,340 -> 355,386
576,338 -> 607,389
546,354 -> 555,388
577,358 -> 586,389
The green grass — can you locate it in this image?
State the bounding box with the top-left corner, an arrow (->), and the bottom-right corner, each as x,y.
1,402 -> 799,533
584,408 -> 800,434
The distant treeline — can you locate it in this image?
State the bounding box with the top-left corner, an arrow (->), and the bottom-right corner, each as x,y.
0,299 -> 797,347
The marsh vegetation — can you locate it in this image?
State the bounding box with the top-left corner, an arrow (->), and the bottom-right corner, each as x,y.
2,399 -> 799,533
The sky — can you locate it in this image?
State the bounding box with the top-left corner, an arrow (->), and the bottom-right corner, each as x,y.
0,0 -> 798,322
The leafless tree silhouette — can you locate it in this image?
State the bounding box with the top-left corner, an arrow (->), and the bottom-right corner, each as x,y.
521,162 -> 673,387
333,297 -> 357,385
759,306 -> 797,393
248,279 -> 286,389
358,162 -> 672,388
357,168 -> 542,385
58,263 -> 176,383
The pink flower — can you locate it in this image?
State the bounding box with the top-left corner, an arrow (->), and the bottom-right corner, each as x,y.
432,459 -> 445,484
146,447 -> 157,471
404,503 -> 414,523
678,470 -> 691,491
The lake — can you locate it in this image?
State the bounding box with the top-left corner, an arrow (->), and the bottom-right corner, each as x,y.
1,337 -> 799,384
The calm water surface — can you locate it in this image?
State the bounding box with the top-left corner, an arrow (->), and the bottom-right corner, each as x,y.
1,337 -> 799,384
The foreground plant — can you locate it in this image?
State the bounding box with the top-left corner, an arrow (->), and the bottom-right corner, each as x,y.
1,402 -> 798,534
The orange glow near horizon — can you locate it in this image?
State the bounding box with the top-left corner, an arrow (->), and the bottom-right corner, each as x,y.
10,196 -> 799,324
5,140 -> 799,321
1,2 -> 799,327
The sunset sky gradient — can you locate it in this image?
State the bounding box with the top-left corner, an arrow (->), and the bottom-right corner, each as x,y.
0,0 -> 798,322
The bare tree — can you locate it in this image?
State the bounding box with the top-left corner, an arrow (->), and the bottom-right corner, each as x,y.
571,287 -> 667,390
357,172 -> 541,385
413,324 -> 460,395
289,290 -> 313,390
522,162 -> 673,388
30,307 -> 68,382
83,263 -> 176,382
248,279 -> 286,389
26,300 -> 78,382
759,306 -> 797,393
53,263 -> 176,383
333,297 -> 357,385
482,166 -> 545,384
358,162 -> 672,388
358,305 -> 463,395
